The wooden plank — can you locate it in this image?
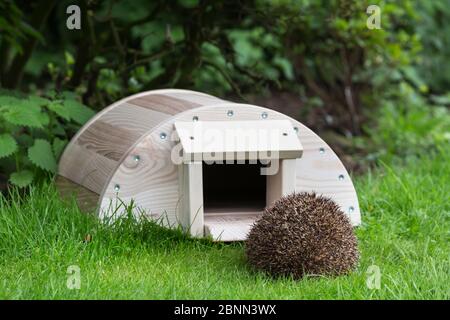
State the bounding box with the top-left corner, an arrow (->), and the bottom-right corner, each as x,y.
99,102 -> 170,135
266,159 -> 297,206
77,120 -> 141,161
168,91 -> 224,106
59,141 -> 117,194
58,89 -> 219,202
174,120 -> 303,162
204,212 -> 261,241
293,125 -> 361,225
129,94 -> 202,115
178,162 -> 204,237
58,102 -> 171,194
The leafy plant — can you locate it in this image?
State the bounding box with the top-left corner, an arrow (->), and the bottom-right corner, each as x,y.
253,0 -> 423,135
0,90 -> 95,188
364,82 -> 450,163
414,0 -> 450,94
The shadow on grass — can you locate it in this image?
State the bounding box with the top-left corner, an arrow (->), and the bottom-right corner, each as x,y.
63,194 -> 244,254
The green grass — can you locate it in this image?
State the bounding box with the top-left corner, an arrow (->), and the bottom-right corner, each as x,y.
0,146 -> 449,299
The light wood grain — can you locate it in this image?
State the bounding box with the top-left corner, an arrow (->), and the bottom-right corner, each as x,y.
204,212 -> 261,241
129,94 -> 201,115
99,103 -> 361,235
58,89 -> 224,203
178,162 -> 204,237
174,120 -> 303,162
58,141 -> 117,194
59,91 -> 361,242
266,159 -> 297,206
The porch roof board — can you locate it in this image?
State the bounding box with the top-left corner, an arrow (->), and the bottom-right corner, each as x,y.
174,120 -> 303,163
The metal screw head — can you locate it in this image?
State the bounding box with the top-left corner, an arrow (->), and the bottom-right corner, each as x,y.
133,155 -> 140,162
282,132 -> 288,136
192,116 -> 199,122
261,112 -> 268,119
159,132 -> 167,140
339,174 -> 345,181
348,206 -> 355,213
227,110 -> 234,117
114,184 -> 120,192
293,127 -> 299,133
319,147 -> 325,154
190,136 -> 194,140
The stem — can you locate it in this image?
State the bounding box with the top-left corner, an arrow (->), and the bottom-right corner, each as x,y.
3,0 -> 58,89
0,39 -> 11,85
69,0 -> 91,88
15,152 -> 20,172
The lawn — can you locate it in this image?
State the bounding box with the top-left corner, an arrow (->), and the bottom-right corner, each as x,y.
0,146 -> 448,299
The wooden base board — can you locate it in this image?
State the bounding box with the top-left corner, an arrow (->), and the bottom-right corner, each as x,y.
203,211 -> 262,241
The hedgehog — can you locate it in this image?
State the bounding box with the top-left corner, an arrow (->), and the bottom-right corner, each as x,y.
245,192 -> 359,279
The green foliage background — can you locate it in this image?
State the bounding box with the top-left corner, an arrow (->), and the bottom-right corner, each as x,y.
0,0 -> 449,186
0,0 -> 449,300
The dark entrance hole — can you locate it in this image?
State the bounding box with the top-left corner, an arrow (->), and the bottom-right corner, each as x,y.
202,161 -> 267,214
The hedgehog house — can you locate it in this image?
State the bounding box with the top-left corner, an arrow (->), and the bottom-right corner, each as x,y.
57,89 -> 361,241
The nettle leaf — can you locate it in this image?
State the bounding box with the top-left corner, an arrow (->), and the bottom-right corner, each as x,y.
28,139 -> 57,173
20,21 -> 44,43
0,95 -> 21,107
0,133 -> 18,158
47,101 -> 71,120
9,170 -> 34,188
61,91 -> 77,100
53,137 -> 68,159
0,89 -> 26,98
3,100 -> 49,127
27,95 -> 51,107
64,99 -> 95,125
